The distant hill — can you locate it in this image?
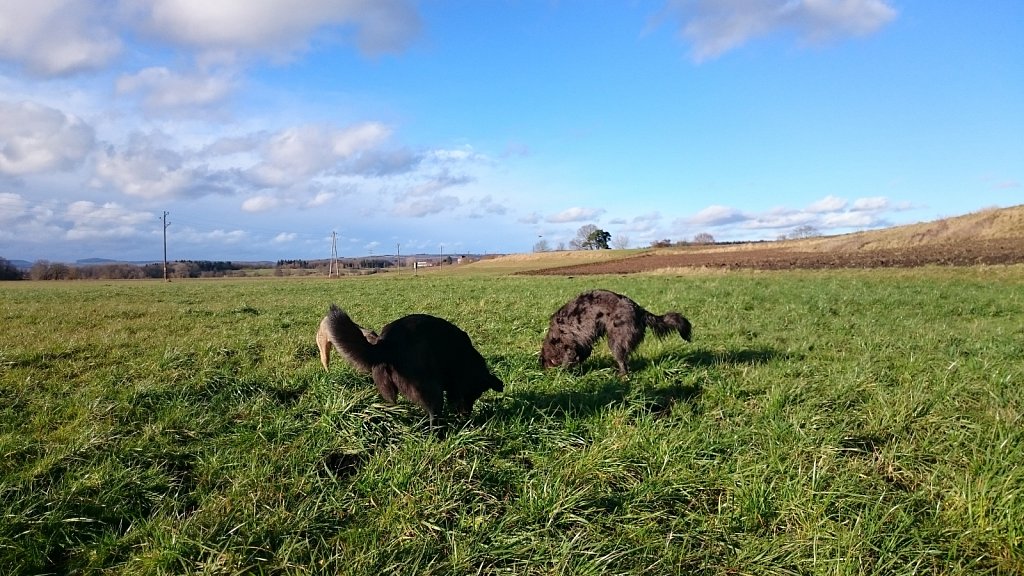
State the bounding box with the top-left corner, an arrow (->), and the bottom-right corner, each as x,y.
511,204 -> 1024,274
793,204 -> 1024,252
4,259 -> 33,271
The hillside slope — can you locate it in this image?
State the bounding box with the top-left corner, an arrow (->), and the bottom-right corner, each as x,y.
796,205 -> 1024,252
520,205 -> 1024,274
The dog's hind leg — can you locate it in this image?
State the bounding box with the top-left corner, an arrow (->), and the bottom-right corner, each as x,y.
400,378 -> 445,427
372,365 -> 400,403
607,327 -> 644,377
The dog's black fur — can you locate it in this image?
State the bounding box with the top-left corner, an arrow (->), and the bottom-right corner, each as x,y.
321,304 -> 504,423
539,289 -> 692,376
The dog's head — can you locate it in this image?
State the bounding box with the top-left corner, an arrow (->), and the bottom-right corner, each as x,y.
453,373 -> 504,416
539,337 -> 585,369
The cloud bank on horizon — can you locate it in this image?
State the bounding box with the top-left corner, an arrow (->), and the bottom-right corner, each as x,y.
0,1 -> 1020,262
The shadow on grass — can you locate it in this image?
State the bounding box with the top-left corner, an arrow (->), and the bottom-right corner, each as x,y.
500,379 -> 704,422
681,345 -> 795,368
482,344 -> 789,423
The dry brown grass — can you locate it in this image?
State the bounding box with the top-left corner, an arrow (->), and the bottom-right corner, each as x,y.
456,249 -> 647,274
794,204 -> 1024,252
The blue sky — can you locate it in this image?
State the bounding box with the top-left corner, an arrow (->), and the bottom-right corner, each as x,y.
0,1 -> 1021,262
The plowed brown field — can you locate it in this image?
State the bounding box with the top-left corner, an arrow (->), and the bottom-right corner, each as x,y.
524,237 -> 1024,275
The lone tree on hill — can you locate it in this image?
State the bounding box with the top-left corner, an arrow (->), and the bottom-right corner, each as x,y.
571,224 -> 611,250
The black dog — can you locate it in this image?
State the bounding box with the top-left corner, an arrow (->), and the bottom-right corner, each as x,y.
540,289 -> 692,376
320,304 -> 503,423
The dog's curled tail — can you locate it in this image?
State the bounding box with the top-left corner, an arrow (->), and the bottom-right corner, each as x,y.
318,304 -> 380,372
645,311 -> 692,342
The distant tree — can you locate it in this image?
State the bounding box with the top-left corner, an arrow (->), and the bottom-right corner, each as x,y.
650,239 -> 672,248
790,225 -> 821,239
533,238 -> 551,252
556,241 -> 566,251
693,232 -> 715,244
29,260 -> 51,280
585,228 -> 611,250
52,263 -> 73,280
612,235 -> 630,250
570,224 -> 599,250
0,257 -> 22,280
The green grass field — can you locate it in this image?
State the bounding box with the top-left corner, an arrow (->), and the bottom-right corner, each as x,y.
1,267 -> 1022,575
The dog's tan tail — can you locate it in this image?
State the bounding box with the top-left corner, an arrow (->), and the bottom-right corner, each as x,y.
319,304 -> 381,372
645,311 -> 692,342
316,316 -> 333,370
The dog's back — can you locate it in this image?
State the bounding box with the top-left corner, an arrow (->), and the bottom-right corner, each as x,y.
377,314 -> 503,417
320,306 -> 503,421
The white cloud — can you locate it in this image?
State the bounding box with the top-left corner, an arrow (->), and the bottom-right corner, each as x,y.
0,101 -> 95,175
518,212 -> 542,225
851,196 -> 889,211
688,204 -> 745,226
0,197 -> 63,245
241,195 -> 281,213
792,0 -> 899,41
821,210 -> 883,228
93,136 -> 204,199
742,210 -> 814,230
134,0 -> 421,57
306,191 -> 336,207
622,212 -> 663,233
427,146 -> 488,164
0,2 -> 121,76
546,207 -> 606,223
64,201 -> 153,240
0,192 -> 30,226
404,171 -> 473,197
176,227 -> 248,245
392,195 -> 460,217
661,0 -> 897,62
246,122 -> 391,187
473,195 -> 509,216
672,194 -> 904,239
273,232 -> 297,243
806,194 -> 847,213
0,1 -> 421,78
116,67 -> 237,114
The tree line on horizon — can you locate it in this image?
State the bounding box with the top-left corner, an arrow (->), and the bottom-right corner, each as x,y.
0,258 -> 265,281
0,255 -> 468,281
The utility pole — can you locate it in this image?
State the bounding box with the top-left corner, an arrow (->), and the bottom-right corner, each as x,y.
396,243 -> 400,273
329,231 -> 338,277
439,243 -> 443,269
162,211 -> 170,282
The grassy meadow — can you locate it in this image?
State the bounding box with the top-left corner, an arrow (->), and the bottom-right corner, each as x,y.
1,266 -> 1022,574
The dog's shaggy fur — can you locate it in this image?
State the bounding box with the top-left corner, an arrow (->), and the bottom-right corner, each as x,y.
540,289 -> 692,376
319,304 -> 503,422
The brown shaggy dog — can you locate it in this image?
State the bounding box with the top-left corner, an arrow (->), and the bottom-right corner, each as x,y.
319,304 -> 503,423
540,289 -> 692,376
